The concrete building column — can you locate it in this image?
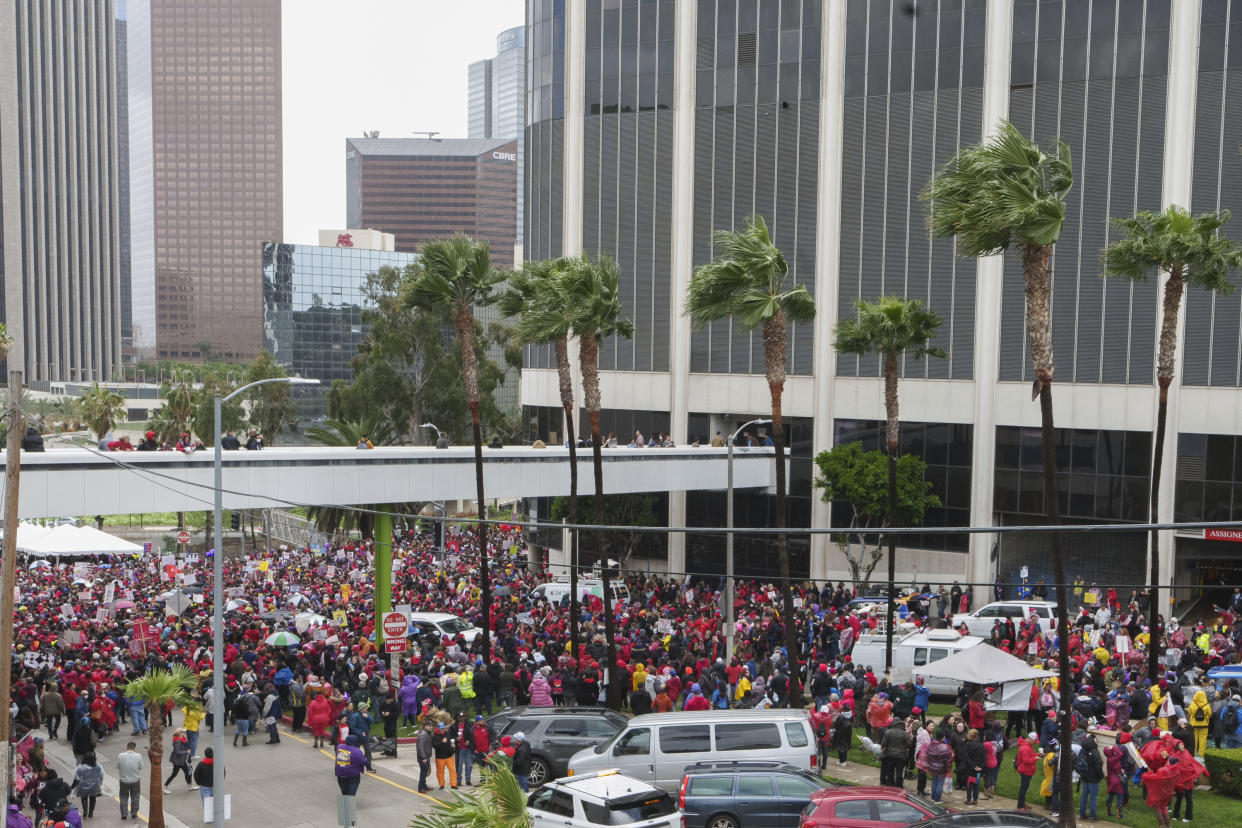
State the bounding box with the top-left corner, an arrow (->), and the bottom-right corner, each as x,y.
966,0 -> 1015,591
561,0 -> 587,447
1156,0 -> 1202,607
808,0 -> 847,583
665,0 -> 698,579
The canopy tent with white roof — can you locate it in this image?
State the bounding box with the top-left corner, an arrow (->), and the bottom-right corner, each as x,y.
915,641 -> 1051,711
13,523 -> 144,557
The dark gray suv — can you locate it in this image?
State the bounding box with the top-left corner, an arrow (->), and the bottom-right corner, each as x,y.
484,706 -> 629,787
678,761 -> 836,828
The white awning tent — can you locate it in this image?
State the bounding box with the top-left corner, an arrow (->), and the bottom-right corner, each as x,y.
11,523 -> 144,557
0,523 -> 52,551
916,642 -> 1052,711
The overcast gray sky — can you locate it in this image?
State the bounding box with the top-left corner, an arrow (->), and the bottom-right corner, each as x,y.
281,0 -> 525,244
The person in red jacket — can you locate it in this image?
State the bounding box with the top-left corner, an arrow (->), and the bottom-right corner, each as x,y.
683,684 -> 710,711
1015,732 -> 1039,811
1144,758 -> 1180,828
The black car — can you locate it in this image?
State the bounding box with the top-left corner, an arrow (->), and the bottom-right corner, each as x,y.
678,761 -> 837,828
908,811 -> 1058,828
483,706 -> 628,787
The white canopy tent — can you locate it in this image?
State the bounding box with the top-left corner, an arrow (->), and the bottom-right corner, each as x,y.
916,642 -> 1051,711
17,524 -> 144,557
0,523 -> 52,551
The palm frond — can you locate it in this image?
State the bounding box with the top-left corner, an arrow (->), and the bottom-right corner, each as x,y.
1103,205 -> 1242,295
833,296 -> 946,364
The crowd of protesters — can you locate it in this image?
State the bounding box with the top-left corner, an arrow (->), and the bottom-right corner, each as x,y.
0,520 -> 1239,825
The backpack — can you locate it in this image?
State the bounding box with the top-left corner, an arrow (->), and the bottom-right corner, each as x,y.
1224,705 -> 1240,734
1074,750 -> 1089,777
816,719 -> 828,739
233,697 -> 251,719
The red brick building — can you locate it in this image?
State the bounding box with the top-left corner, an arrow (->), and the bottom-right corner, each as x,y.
345,137 -> 519,268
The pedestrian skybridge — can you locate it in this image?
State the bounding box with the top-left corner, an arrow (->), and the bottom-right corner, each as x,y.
0,445 -> 777,519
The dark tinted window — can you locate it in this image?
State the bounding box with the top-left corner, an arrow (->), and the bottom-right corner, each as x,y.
776,774 -> 825,797
736,776 -> 775,796
584,718 -> 622,739
785,721 -> 809,747
659,724 -> 711,754
614,728 -> 650,756
715,722 -> 781,750
547,719 -> 585,736
609,793 -> 677,823
503,717 -> 537,735
834,799 -> 873,820
688,776 -> 735,797
875,800 -> 926,823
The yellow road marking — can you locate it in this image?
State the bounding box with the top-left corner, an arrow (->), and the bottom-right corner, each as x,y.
282,728 -> 441,804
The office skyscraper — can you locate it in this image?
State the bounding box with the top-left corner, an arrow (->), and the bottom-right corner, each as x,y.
469,26 -> 526,256
524,0 -> 1242,602
345,136 -> 520,269
0,0 -> 124,382
126,0 -> 282,361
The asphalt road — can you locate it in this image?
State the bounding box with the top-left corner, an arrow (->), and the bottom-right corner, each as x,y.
37,714 -> 445,827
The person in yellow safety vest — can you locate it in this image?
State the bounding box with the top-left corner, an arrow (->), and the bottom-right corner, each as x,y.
1195,631 -> 1210,653
458,666 -> 475,702
1150,678 -> 1171,732
1188,689 -> 1212,756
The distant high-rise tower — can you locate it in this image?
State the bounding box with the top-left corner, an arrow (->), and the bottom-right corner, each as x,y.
116,1 -> 133,361
0,0 -> 124,382
468,26 -> 525,259
126,0 -> 282,361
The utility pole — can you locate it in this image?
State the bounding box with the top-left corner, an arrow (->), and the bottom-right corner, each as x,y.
0,371 -> 23,801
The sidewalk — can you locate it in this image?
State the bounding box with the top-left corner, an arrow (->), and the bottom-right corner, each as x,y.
823,756 -> 1125,828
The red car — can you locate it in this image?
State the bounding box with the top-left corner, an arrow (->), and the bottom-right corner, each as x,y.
799,786 -> 950,828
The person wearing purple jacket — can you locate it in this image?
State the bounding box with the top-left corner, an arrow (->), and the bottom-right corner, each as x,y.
335,737 -> 367,827
398,675 -> 421,728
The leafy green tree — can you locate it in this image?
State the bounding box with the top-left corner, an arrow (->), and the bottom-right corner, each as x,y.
402,234 -> 504,661
834,296 -> 945,668
564,254 -> 634,708
924,118 -> 1075,825
550,492 -> 660,568
243,350 -> 292,445
76,384 -> 128,440
189,373 -> 244,446
1103,205 -> 1242,677
499,257 -> 588,655
328,265 -> 519,444
813,442 -> 941,592
684,215 -> 815,697
124,665 -> 200,828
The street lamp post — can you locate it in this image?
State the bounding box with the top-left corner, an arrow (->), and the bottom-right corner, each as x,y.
725,417 -> 770,663
212,376 -> 316,825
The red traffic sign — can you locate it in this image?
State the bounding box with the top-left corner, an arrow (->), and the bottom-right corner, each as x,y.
384,638 -> 407,653
177,531 -> 191,545
381,611 -> 409,640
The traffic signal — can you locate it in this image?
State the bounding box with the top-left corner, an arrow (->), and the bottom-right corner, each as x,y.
231,511 -> 241,530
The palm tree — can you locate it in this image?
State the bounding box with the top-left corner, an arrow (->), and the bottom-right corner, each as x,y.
498,257 -> 586,659
124,665 -> 200,828
562,254 -> 634,707
76,384 -> 127,440
685,215 -> 816,699
834,296 -> 945,670
409,758 -> 530,828
403,234 -> 504,661
924,119 -> 1075,826
1103,206 -> 1242,676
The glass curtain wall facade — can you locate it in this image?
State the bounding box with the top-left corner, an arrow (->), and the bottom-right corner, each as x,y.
261,242 -> 415,415
835,0 -> 982,381
1000,0 -> 1167,384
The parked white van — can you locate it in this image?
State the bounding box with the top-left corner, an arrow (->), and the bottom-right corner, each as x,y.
530,578 -> 630,605
567,709 -> 816,792
849,627 -> 985,695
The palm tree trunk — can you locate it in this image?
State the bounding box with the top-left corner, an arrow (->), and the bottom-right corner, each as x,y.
883,350 -> 899,672
579,334 -> 618,709
147,705 -> 166,828
556,335 -> 582,664
458,305 -> 491,662
1148,268 -> 1183,680
762,312 -> 801,704
1024,242 -> 1075,828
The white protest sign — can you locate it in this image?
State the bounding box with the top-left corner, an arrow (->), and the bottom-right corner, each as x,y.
657,619 -> 673,635
102,581 -> 116,605
793,597 -> 804,609
1115,635 -> 1130,654
181,573 -> 197,587
60,604 -> 75,620
160,555 -> 175,567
